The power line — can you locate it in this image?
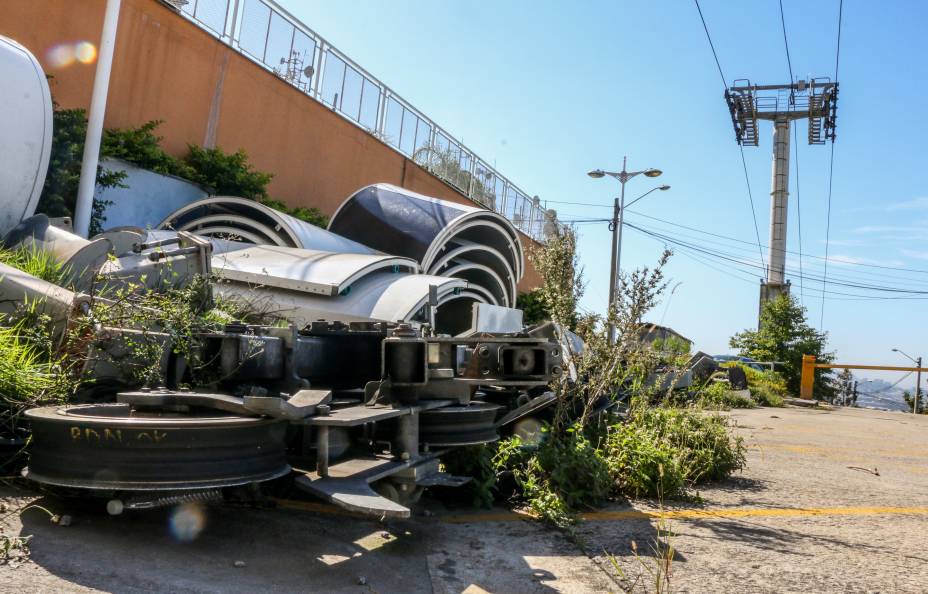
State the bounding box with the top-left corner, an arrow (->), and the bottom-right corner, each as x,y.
693,0 -> 728,87
617,209 -> 928,276
821,0 -> 844,330
625,222 -> 928,297
692,0 -> 766,275
778,0 -> 795,84
778,0 -> 804,304
627,225 -> 928,303
739,146 -> 767,274
624,216 -> 928,289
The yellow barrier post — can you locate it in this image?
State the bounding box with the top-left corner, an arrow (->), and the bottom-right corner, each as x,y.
800,354 -> 816,400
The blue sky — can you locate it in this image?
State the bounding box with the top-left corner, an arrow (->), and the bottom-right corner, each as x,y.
284,0 -> 928,385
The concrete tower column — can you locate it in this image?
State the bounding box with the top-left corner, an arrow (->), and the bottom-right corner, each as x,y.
768,116 -> 791,286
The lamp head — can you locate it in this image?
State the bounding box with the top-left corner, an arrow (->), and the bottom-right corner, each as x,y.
643,168 -> 663,178
587,169 -> 606,179
658,185 -> 671,191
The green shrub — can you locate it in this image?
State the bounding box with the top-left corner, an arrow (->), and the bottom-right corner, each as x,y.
605,405 -> 746,496
720,363 -> 789,407
184,145 -> 272,200
37,107 -> 127,235
696,381 -> 755,410
102,120 -> 193,178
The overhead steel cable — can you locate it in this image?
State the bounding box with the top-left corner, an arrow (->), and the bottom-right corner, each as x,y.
693,0 -> 728,88
778,0 -> 795,85
625,222 -> 928,296
693,0 -> 767,274
614,209 -> 928,275
628,226 -> 928,302
611,215 -> 928,289
821,0 -> 844,329
738,147 -> 767,274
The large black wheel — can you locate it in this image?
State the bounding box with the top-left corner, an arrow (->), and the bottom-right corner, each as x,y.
24,403 -> 290,491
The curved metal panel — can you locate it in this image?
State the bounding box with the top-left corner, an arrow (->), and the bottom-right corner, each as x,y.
177,225 -> 270,246
211,244 -> 418,297
0,36 -> 53,236
427,240 -> 516,306
440,262 -> 510,307
215,272 -> 467,327
177,214 -> 288,246
328,184 -> 523,279
159,196 -> 375,254
426,218 -> 523,281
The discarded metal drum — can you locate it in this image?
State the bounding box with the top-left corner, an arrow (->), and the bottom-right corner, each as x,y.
24,403 -> 290,490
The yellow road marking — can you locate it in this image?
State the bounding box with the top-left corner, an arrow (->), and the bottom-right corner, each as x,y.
272,498 -> 928,524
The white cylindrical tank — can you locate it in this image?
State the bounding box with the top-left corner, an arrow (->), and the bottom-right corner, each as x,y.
0,36 -> 53,237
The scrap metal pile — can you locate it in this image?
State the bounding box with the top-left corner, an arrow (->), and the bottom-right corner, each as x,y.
0,34 -> 571,517
2,209 -> 565,517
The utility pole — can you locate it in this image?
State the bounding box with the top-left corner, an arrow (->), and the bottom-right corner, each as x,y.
916,356 -> 922,415
725,79 -> 839,325
587,159 -> 666,343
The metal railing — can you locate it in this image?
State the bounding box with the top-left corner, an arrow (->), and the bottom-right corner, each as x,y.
171,0 -> 557,242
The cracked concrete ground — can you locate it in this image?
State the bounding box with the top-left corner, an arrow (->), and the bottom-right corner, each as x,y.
578,406 -> 928,593
2,405 -> 926,593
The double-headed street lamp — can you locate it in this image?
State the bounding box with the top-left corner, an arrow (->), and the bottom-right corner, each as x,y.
891,348 -> 922,415
588,156 -> 667,343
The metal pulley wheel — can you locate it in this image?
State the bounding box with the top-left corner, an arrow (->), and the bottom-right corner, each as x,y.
24,403 -> 290,490
419,401 -> 502,446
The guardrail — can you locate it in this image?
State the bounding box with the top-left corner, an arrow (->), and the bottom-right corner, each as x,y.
168,0 -> 557,242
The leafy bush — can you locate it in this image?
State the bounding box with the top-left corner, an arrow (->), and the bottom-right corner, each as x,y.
696,381 -> 755,410
41,113 -> 328,232
720,363 -> 789,407
102,120 -> 194,178
515,289 -> 550,327
606,404 -> 746,496
184,145 -> 272,200
37,107 -> 126,234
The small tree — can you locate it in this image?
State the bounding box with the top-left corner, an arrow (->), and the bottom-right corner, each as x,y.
729,294 -> 835,400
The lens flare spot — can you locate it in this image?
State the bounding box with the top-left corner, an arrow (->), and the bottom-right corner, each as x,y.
46,43 -> 76,68
74,41 -> 97,64
169,503 -> 206,543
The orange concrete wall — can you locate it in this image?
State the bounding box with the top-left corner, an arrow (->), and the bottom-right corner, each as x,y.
1,0 -> 542,290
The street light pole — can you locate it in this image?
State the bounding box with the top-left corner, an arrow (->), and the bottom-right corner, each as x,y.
917,356 -> 922,415
589,157 -> 665,343
892,348 -> 922,415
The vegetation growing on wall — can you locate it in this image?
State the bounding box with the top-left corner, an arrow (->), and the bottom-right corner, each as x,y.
38,113 -> 328,231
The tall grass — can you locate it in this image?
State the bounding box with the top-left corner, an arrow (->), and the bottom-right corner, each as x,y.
0,245 -> 70,287
0,320 -> 71,438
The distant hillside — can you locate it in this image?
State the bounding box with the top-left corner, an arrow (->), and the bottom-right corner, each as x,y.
855,378 -> 912,412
